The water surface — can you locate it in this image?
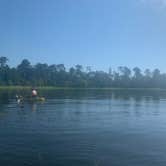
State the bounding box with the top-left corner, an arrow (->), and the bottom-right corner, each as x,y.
0,90 -> 166,166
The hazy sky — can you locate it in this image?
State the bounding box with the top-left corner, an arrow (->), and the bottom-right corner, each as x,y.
1,0 -> 166,71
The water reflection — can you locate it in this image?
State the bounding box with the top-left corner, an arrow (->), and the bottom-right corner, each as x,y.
0,89 -> 166,165
16,102 -> 38,113
32,103 -> 37,112
0,89 -> 164,133
0,89 -> 165,101
0,89 -> 165,114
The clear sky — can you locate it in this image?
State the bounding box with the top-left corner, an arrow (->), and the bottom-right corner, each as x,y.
1,0 -> 166,71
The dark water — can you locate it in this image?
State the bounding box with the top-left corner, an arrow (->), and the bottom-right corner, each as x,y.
1,89 -> 166,166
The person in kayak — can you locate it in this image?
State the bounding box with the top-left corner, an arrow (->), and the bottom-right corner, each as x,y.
31,88 -> 38,98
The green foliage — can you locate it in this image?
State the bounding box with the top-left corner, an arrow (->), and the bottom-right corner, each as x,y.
0,56 -> 166,88
0,57 -> 8,68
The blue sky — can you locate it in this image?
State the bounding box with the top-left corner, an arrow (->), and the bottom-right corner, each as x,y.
1,0 -> 166,71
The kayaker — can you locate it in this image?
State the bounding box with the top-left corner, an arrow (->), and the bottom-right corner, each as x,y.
32,88 -> 38,98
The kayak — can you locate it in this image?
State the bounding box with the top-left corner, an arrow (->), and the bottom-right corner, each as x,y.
16,95 -> 45,103
26,97 -> 45,102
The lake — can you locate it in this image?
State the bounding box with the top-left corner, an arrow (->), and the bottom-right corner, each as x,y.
0,89 -> 166,166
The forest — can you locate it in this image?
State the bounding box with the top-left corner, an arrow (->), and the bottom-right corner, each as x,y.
0,56 -> 165,88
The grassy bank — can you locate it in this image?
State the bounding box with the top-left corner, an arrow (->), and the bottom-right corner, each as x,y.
0,86 -> 166,91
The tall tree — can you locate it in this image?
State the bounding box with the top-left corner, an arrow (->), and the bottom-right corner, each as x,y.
17,59 -> 33,85
0,57 -> 8,68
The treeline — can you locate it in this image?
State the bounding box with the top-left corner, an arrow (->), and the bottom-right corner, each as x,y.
0,56 -> 166,88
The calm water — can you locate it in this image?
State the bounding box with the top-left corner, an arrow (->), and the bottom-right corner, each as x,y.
0,90 -> 166,166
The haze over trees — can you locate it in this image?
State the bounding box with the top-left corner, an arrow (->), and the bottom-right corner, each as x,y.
0,57 -> 166,88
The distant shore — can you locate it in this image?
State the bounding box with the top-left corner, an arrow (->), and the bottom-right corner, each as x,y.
0,86 -> 166,91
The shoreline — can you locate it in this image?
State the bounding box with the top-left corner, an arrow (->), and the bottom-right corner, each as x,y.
0,86 -> 166,91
